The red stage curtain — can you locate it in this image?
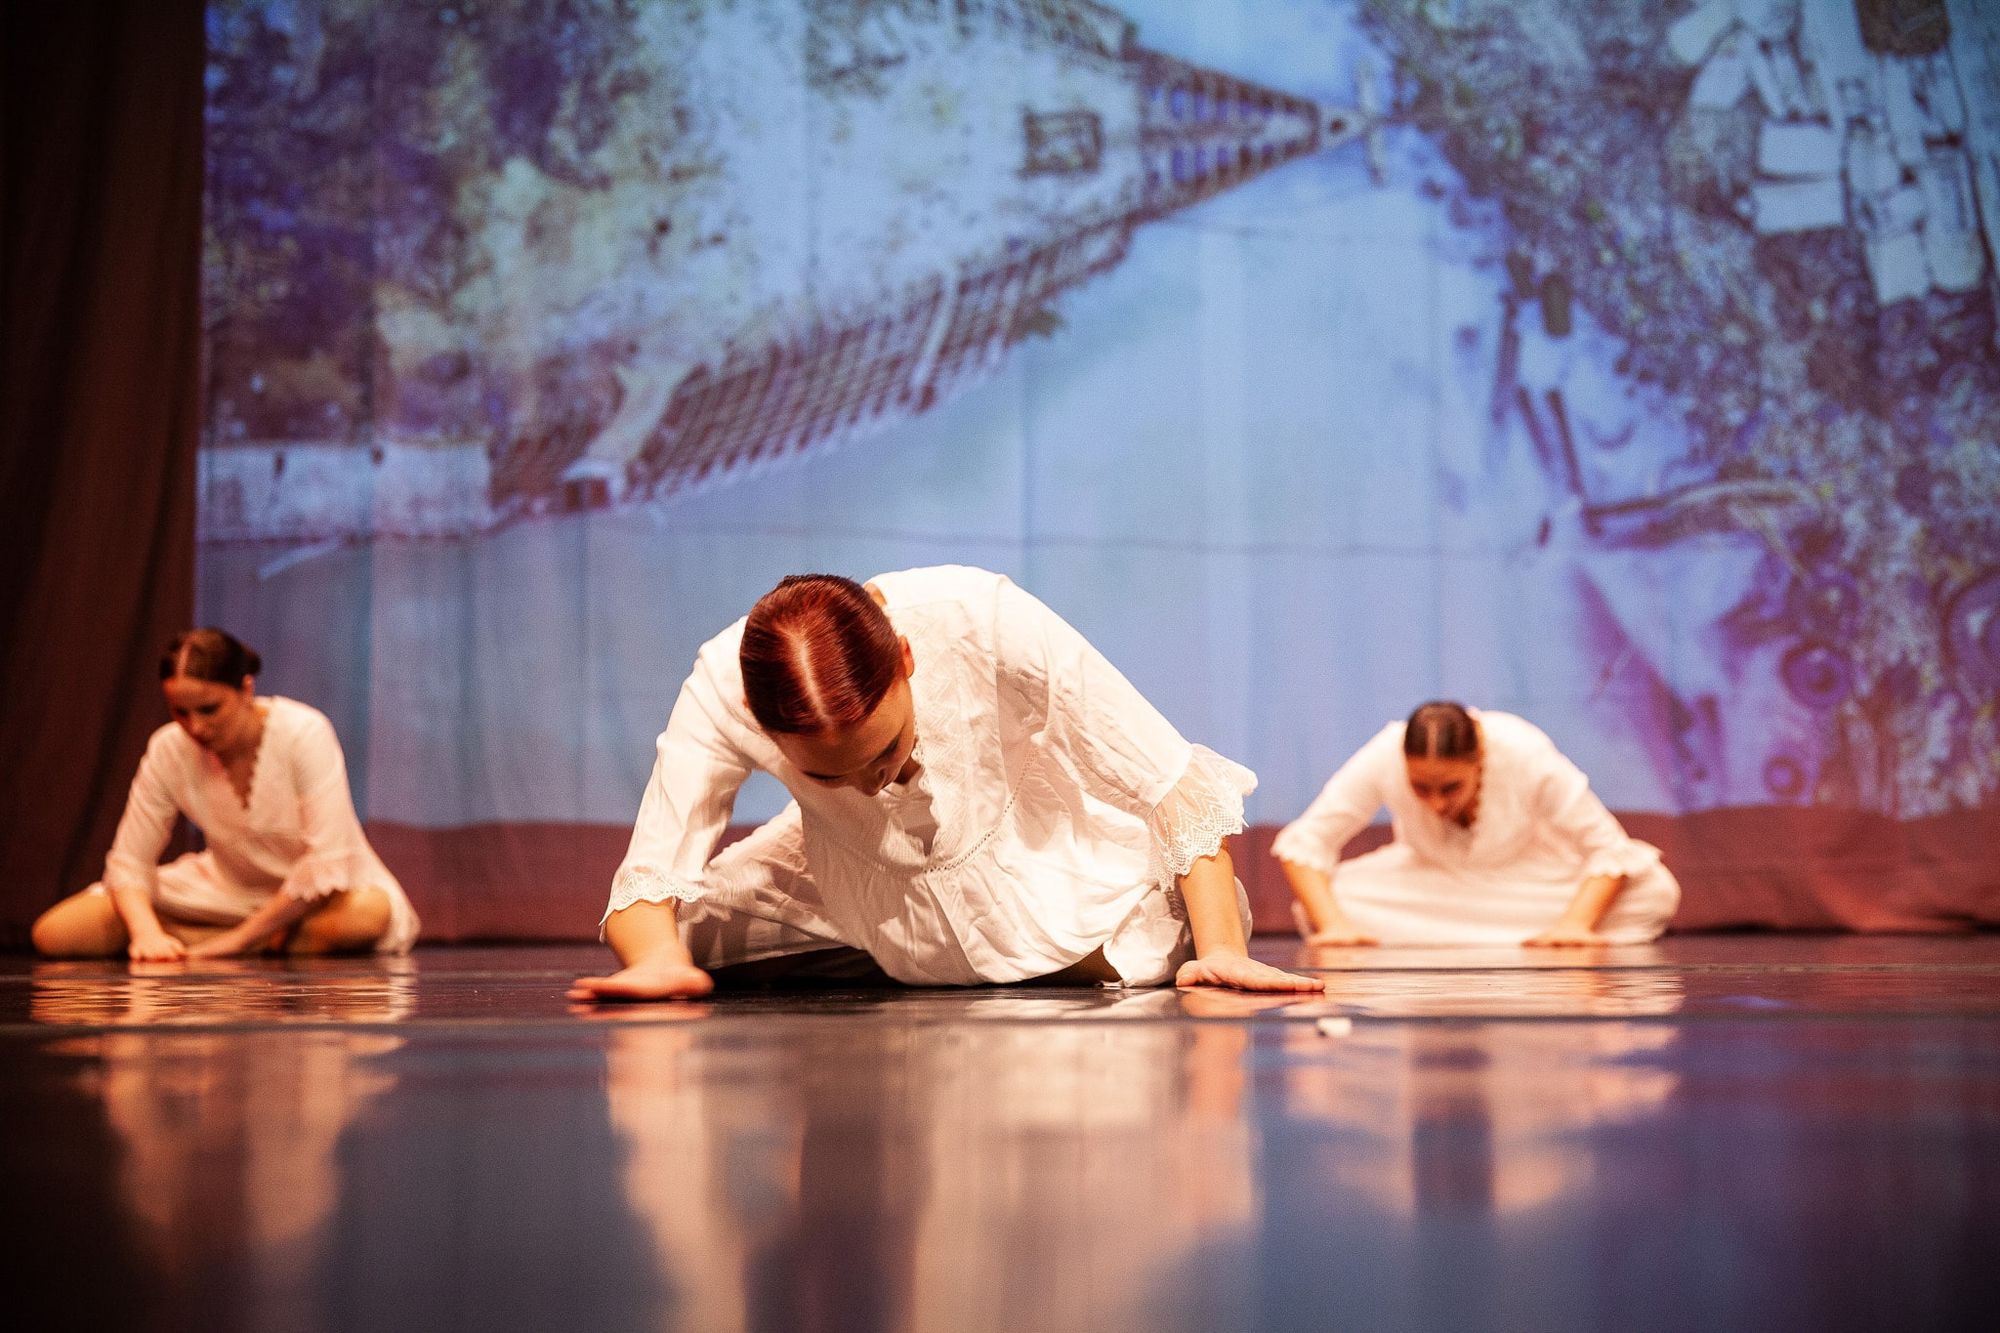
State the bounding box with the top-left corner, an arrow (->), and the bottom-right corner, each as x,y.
0,1 -> 202,943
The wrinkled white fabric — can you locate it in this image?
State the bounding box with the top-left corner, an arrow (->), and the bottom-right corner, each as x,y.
607,566 -> 1255,985
1273,710 -> 1679,945
95,697 -> 420,953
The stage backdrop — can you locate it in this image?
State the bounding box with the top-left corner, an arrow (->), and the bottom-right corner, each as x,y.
198,0 -> 2000,938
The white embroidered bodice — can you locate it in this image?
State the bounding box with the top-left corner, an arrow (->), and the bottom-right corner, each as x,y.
606,566 -> 1255,983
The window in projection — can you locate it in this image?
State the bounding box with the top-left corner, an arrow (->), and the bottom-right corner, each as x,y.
200,0 -> 1999,834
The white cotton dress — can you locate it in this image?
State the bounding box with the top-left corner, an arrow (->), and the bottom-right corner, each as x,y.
1271,711 -> 1680,946
90,696 -> 421,953
606,565 -> 1256,987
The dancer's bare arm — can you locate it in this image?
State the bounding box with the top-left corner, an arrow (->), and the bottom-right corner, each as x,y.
569,899 -> 715,1001
1175,848 -> 1326,992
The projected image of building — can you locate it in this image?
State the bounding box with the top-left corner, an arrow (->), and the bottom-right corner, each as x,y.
200,0 -> 1354,542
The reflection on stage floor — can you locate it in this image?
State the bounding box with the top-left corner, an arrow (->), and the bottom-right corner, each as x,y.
5,936 -> 1997,1331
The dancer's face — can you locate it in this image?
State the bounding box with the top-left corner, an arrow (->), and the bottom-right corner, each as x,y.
163,675 -> 260,755
772,642 -> 919,797
1405,753 -> 1481,825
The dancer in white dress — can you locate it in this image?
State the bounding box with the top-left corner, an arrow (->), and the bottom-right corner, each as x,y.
31,630 -> 420,959
570,566 -> 1322,999
1274,702 -> 1680,947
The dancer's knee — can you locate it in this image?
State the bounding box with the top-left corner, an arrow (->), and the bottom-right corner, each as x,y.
289,887 -> 391,954
31,889 -> 125,958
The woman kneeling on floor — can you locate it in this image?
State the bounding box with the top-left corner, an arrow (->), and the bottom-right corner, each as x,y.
1275,701 -> 1680,948
571,565 -> 1322,1000
32,630 -> 420,960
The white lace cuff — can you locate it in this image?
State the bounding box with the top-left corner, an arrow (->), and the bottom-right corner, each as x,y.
1268,823 -> 1339,875
1146,745 -> 1256,882
601,862 -> 704,928
281,849 -> 377,902
1581,839 -> 1662,883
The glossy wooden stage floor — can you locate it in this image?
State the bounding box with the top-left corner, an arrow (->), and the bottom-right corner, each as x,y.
6,937 -> 1998,1332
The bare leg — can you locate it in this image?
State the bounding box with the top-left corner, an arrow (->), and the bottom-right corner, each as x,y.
31,890 -> 129,958
31,891 -> 231,958
284,887 -> 393,955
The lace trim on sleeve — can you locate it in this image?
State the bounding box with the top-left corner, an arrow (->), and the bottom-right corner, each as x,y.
602,863 -> 704,923
282,850 -> 376,903
1146,745 -> 1257,882
1581,839 -> 1662,883
1269,823 -> 1339,876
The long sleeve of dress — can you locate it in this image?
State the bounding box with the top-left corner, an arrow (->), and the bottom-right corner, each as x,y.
993,577 -> 1255,881
1528,735 -> 1662,881
101,733 -> 182,896
276,710 -> 380,901
1270,727 -> 1398,876
603,647 -> 757,922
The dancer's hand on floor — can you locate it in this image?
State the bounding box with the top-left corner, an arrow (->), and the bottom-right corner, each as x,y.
128,929 -> 187,963
1524,923 -> 1609,948
569,961 -> 716,1002
1176,953 -> 1326,993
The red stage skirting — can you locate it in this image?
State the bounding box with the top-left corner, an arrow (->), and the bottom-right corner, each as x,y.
369,806 -> 2000,943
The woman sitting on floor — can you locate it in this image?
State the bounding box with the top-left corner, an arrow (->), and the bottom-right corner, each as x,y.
1274,701 -> 1680,948
570,565 -> 1322,1000
32,630 -> 420,960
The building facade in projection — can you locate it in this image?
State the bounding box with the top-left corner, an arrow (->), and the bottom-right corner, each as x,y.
200,0 -> 1343,542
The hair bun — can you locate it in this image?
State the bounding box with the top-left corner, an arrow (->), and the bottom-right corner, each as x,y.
159,628 -> 263,685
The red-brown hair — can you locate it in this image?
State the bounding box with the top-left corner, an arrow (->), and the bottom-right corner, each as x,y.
740,574 -> 902,736
1404,700 -> 1479,759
